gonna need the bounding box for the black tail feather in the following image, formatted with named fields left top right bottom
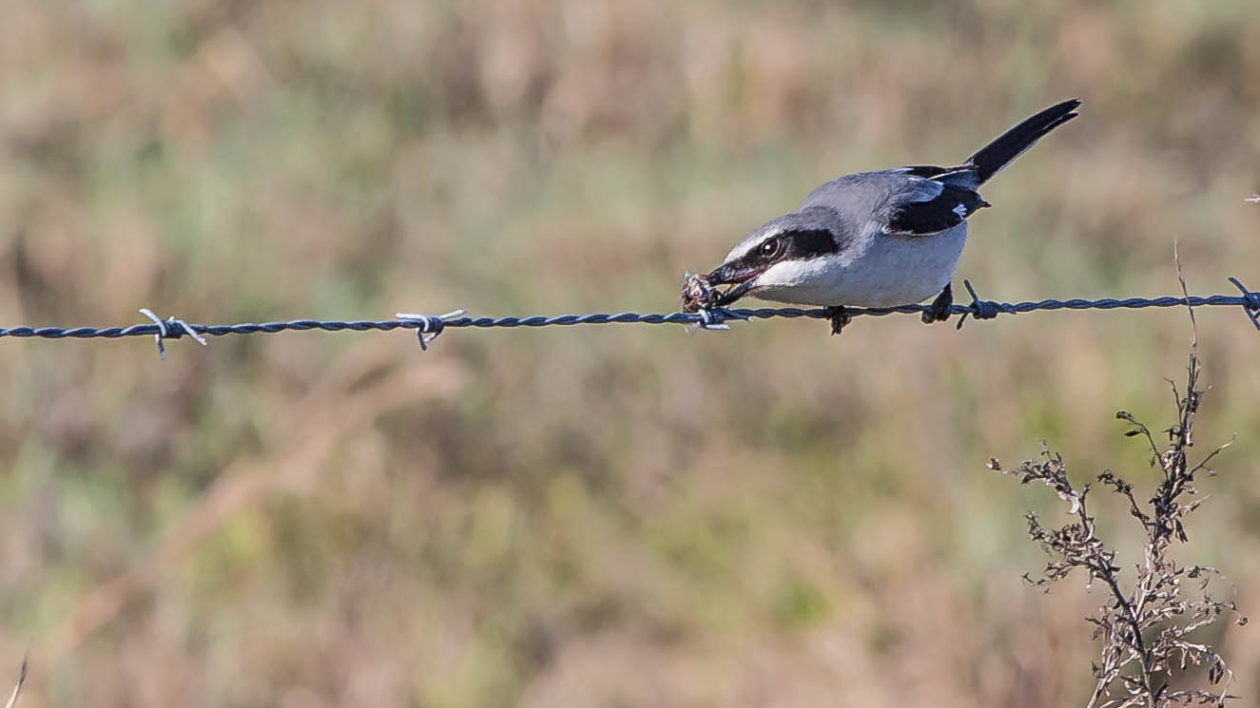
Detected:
left=967, top=99, right=1080, bottom=185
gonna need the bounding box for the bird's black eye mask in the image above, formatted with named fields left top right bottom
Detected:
left=702, top=229, right=839, bottom=306
left=737, top=229, right=839, bottom=270
left=776, top=229, right=840, bottom=260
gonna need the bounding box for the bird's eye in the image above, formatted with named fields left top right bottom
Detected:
left=759, top=239, right=781, bottom=258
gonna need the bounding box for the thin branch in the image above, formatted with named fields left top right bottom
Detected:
left=4, top=655, right=26, bottom=708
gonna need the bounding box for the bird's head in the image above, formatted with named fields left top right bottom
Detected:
left=704, top=207, right=847, bottom=306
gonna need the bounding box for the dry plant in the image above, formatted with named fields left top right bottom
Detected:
left=3, top=656, right=25, bottom=708
left=990, top=310, right=1245, bottom=706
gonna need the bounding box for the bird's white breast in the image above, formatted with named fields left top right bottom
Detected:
left=753, top=224, right=967, bottom=308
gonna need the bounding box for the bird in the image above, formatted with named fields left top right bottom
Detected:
left=698, top=99, right=1080, bottom=333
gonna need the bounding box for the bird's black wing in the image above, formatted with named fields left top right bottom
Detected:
left=886, top=181, right=989, bottom=236
left=891, top=164, right=979, bottom=187
left=892, top=165, right=953, bottom=179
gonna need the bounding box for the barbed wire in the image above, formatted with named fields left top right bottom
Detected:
left=0, top=278, right=1256, bottom=359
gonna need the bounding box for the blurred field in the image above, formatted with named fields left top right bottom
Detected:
left=2, top=1, right=1260, bottom=706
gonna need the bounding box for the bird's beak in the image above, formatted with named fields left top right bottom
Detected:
left=706, top=262, right=765, bottom=306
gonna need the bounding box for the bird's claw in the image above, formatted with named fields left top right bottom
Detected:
left=922, top=284, right=953, bottom=324
left=826, top=306, right=852, bottom=336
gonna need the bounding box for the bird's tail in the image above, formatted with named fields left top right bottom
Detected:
left=967, top=99, right=1080, bottom=185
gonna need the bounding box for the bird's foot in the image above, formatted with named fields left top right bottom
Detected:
left=825, top=306, right=852, bottom=336
left=922, top=284, right=953, bottom=324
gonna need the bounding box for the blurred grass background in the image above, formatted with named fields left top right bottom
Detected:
left=1, top=0, right=1259, bottom=705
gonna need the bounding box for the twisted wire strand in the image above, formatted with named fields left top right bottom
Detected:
left=1, top=279, right=1257, bottom=356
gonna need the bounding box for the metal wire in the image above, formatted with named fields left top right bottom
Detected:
left=1, top=278, right=1257, bottom=358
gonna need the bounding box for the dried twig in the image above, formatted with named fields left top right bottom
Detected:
left=4, top=656, right=26, bottom=708
left=992, top=275, right=1245, bottom=707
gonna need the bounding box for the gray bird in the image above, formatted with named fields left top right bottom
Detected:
left=702, top=99, right=1080, bottom=332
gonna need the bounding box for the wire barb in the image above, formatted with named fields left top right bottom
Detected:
left=687, top=306, right=751, bottom=332
left=1227, top=278, right=1260, bottom=330
left=394, top=310, right=465, bottom=350
left=955, top=279, right=1001, bottom=330
left=695, top=307, right=730, bottom=331
left=138, top=308, right=208, bottom=360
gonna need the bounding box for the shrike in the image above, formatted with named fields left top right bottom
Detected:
left=693, top=99, right=1080, bottom=332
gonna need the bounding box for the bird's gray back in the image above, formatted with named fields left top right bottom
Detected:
left=800, top=170, right=934, bottom=216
